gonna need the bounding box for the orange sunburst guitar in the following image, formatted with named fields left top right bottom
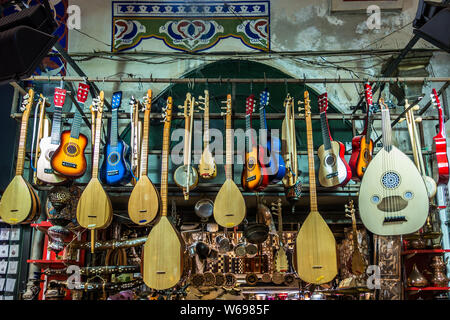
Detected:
left=128, top=89, right=160, bottom=225
left=76, top=91, right=113, bottom=252
left=0, top=89, right=40, bottom=225
left=294, top=90, right=337, bottom=284
left=143, top=97, right=184, bottom=290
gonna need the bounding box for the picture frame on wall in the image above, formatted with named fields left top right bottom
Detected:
left=331, top=0, right=404, bottom=12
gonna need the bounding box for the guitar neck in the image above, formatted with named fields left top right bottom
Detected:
left=50, top=106, right=63, bottom=144
left=161, top=101, right=172, bottom=217
left=92, top=111, right=103, bottom=178
left=365, top=115, right=373, bottom=141
left=70, top=107, right=83, bottom=139
left=438, top=101, right=445, bottom=138
left=259, top=105, right=267, bottom=130
left=140, top=109, right=150, bottom=177
left=15, top=110, right=31, bottom=176
left=381, top=108, right=392, bottom=151
left=320, top=112, right=332, bottom=149
left=226, top=105, right=233, bottom=180
left=203, top=102, right=210, bottom=149
left=306, top=113, right=318, bottom=211
left=111, top=109, right=119, bottom=146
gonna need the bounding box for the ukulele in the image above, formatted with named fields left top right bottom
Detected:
left=100, top=91, right=132, bottom=186
left=214, top=94, right=246, bottom=228
left=272, top=198, right=288, bottom=273
left=241, top=94, right=264, bottom=191
left=76, top=91, right=113, bottom=251
left=281, top=94, right=301, bottom=201
left=198, top=90, right=217, bottom=179
left=431, top=89, right=449, bottom=185
left=51, top=83, right=89, bottom=178
left=258, top=89, right=286, bottom=185
left=174, top=93, right=199, bottom=199
left=294, top=90, right=337, bottom=285
left=317, top=93, right=351, bottom=188
left=349, top=83, right=375, bottom=181
left=128, top=89, right=160, bottom=225
left=0, top=89, right=40, bottom=225
left=344, top=200, right=365, bottom=275
left=36, top=87, right=68, bottom=184
left=402, top=100, right=437, bottom=198
left=358, top=98, right=428, bottom=235
left=143, top=97, right=184, bottom=290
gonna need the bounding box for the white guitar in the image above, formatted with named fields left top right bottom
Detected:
left=358, top=98, right=429, bottom=235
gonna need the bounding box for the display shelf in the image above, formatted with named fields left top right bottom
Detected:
left=405, top=287, right=450, bottom=291
left=402, top=249, right=450, bottom=255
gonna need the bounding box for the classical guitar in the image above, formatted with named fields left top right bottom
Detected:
left=241, top=94, right=264, bottom=191
left=358, top=98, right=428, bottom=235
left=36, top=87, right=68, bottom=184
left=76, top=91, right=113, bottom=251
left=143, top=97, right=184, bottom=290
left=402, top=100, right=437, bottom=198
left=349, top=83, right=375, bottom=181
left=51, top=83, right=89, bottom=179
left=198, top=90, right=217, bottom=179
left=294, top=90, right=337, bottom=285
left=431, top=89, right=449, bottom=185
left=281, top=94, right=301, bottom=201
left=214, top=94, right=246, bottom=228
left=258, top=89, right=286, bottom=185
left=0, top=89, right=40, bottom=225
left=128, top=89, right=160, bottom=225
left=174, top=93, right=198, bottom=199
left=272, top=198, right=288, bottom=273
left=344, top=200, right=365, bottom=275
left=317, top=93, right=351, bottom=188
left=100, top=91, right=132, bottom=186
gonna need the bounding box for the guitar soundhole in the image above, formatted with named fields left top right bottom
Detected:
left=381, top=171, right=400, bottom=189
left=108, top=152, right=120, bottom=166
left=363, top=150, right=370, bottom=161
left=64, top=143, right=80, bottom=157
left=248, top=157, right=256, bottom=170
left=325, top=154, right=335, bottom=166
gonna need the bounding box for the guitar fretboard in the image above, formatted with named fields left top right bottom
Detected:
left=70, top=109, right=83, bottom=139
left=305, top=100, right=318, bottom=212
left=320, top=112, right=332, bottom=150
left=111, top=109, right=119, bottom=147
left=160, top=98, right=173, bottom=217
left=16, top=106, right=31, bottom=176
left=225, top=97, right=233, bottom=180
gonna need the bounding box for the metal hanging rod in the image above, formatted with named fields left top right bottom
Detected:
left=23, top=76, right=450, bottom=84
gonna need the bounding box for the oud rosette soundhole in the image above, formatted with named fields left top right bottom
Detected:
left=63, top=143, right=80, bottom=157
left=381, top=171, right=400, bottom=189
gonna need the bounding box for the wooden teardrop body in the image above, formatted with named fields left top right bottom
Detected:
left=143, top=215, right=183, bottom=290
left=76, top=178, right=112, bottom=229
left=214, top=179, right=246, bottom=228
left=358, top=146, right=428, bottom=235
left=0, top=176, right=34, bottom=224
left=128, top=175, right=159, bottom=225
left=198, top=148, right=217, bottom=178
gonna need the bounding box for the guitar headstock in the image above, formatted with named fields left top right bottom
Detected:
left=259, top=90, right=270, bottom=109
left=379, top=97, right=388, bottom=111
left=245, top=94, right=255, bottom=116
left=163, top=96, right=173, bottom=124
left=303, top=90, right=311, bottom=116
left=344, top=200, right=355, bottom=217
left=283, top=94, right=293, bottom=110
left=431, top=88, right=441, bottom=110
left=221, top=94, right=232, bottom=117
left=76, top=83, right=90, bottom=104
left=53, top=87, right=66, bottom=108
left=92, top=91, right=104, bottom=114
left=178, top=93, right=191, bottom=118
left=111, top=91, right=123, bottom=110
left=143, top=89, right=152, bottom=111
left=270, top=198, right=282, bottom=215
left=364, top=83, right=374, bottom=109
left=20, top=88, right=35, bottom=115
left=197, top=90, right=209, bottom=111
left=318, top=93, right=328, bottom=113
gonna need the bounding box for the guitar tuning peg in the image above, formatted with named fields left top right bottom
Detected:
left=198, top=106, right=205, bottom=111
left=198, top=96, right=205, bottom=100
left=177, top=112, right=184, bottom=117
left=398, top=118, right=405, bottom=123
left=298, top=113, right=305, bottom=117
left=221, top=100, right=228, bottom=104
left=298, top=107, right=304, bottom=111
left=415, top=117, right=423, bottom=122
left=298, top=101, right=304, bottom=105
left=220, top=112, right=227, bottom=116
left=177, top=105, right=184, bottom=109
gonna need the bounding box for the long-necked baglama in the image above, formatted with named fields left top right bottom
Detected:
left=198, top=90, right=217, bottom=179
left=143, top=96, right=184, bottom=290
left=214, top=94, right=246, bottom=228
left=272, top=198, right=288, bottom=273
left=76, top=91, right=113, bottom=252
left=128, top=89, right=160, bottom=225
left=0, top=89, right=40, bottom=225
left=294, top=90, right=337, bottom=285
left=358, top=98, right=428, bottom=235
left=344, top=200, right=365, bottom=275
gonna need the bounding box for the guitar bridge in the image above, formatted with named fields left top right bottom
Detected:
left=107, top=170, right=119, bottom=176
left=383, top=216, right=407, bottom=224
left=62, top=161, right=77, bottom=168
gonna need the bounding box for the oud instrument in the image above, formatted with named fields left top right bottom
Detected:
left=317, top=93, right=351, bottom=188
left=36, top=87, right=68, bottom=184
left=272, top=198, right=288, bottom=273
left=143, top=97, right=184, bottom=290
left=349, top=83, right=375, bottom=181
left=294, top=90, right=337, bottom=285
left=174, top=93, right=198, bottom=199
left=128, top=89, right=160, bottom=225
left=214, top=94, right=246, bottom=228
left=344, top=200, right=365, bottom=275
left=431, top=89, right=449, bottom=185
left=0, top=89, right=40, bottom=225
left=198, top=90, right=217, bottom=179
left=76, top=91, right=113, bottom=252
left=358, top=98, right=428, bottom=235
left=51, top=83, right=89, bottom=179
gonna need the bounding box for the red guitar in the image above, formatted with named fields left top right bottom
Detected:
left=431, top=88, right=449, bottom=185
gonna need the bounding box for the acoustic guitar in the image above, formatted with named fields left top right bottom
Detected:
left=198, top=90, right=217, bottom=179
left=272, top=198, right=288, bottom=273
left=349, top=83, right=375, bottom=181
left=358, top=98, right=428, bottom=235
left=317, top=93, right=351, bottom=188
left=241, top=94, right=264, bottom=191
left=100, top=91, right=132, bottom=186
left=294, top=90, right=337, bottom=285
left=143, top=97, right=184, bottom=290
left=0, top=89, right=40, bottom=225
left=214, top=94, right=246, bottom=228
left=51, top=83, right=89, bottom=179
left=36, top=87, right=68, bottom=184
left=344, top=200, right=365, bottom=275
left=174, top=93, right=198, bottom=199
left=128, top=89, right=160, bottom=225
left=431, top=89, right=449, bottom=185
left=76, top=91, right=113, bottom=251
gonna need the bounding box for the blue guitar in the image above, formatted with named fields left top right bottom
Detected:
left=100, top=91, right=132, bottom=185
left=258, top=90, right=286, bottom=184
